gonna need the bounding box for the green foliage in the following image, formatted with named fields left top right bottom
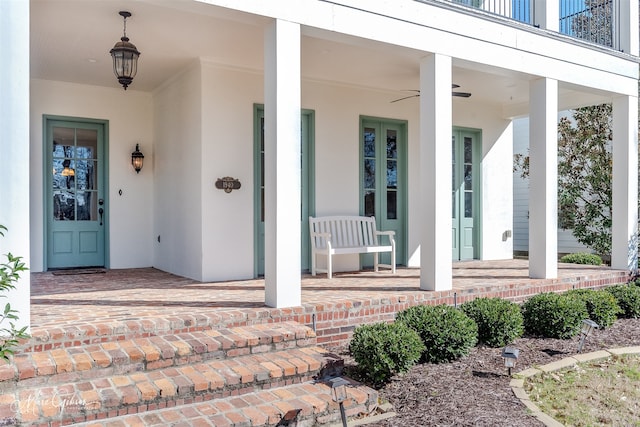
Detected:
left=522, top=293, right=588, bottom=339
left=348, top=321, right=425, bottom=387
left=605, top=283, right=640, bottom=319
left=560, top=252, right=603, bottom=266
left=566, top=289, right=621, bottom=328
left=396, top=304, right=477, bottom=364
left=460, top=297, right=524, bottom=348
left=0, top=225, right=30, bottom=361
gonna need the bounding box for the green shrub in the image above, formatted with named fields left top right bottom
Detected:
left=460, top=297, right=524, bottom=347
left=522, top=293, right=588, bottom=339
left=566, top=289, right=621, bottom=328
left=396, top=304, right=477, bottom=364
left=559, top=252, right=603, bottom=265
left=605, top=283, right=640, bottom=318
left=349, top=321, right=425, bottom=387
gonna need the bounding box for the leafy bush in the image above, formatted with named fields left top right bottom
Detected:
left=559, top=252, right=603, bottom=265
left=522, top=293, right=588, bottom=339
left=396, top=304, right=477, bottom=364
left=0, top=225, right=30, bottom=361
left=349, top=321, right=425, bottom=387
left=460, top=297, right=524, bottom=347
left=605, top=283, right=640, bottom=319
left=566, top=289, right=621, bottom=328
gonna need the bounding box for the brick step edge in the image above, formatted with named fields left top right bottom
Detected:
left=71, top=376, right=378, bottom=427
left=1, top=322, right=316, bottom=390
left=0, top=346, right=345, bottom=425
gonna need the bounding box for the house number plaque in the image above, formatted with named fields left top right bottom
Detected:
left=215, top=177, right=241, bottom=193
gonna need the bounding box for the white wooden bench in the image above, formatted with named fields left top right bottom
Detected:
left=309, top=215, right=396, bottom=279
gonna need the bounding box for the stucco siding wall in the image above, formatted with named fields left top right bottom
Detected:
left=30, top=79, right=154, bottom=272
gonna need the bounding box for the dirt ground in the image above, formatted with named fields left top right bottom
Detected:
left=337, top=318, right=640, bottom=427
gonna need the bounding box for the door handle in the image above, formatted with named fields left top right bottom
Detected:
left=99, top=207, right=104, bottom=226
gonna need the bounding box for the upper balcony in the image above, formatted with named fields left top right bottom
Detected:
left=436, top=0, right=635, bottom=54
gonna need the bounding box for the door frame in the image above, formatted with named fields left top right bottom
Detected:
left=451, top=126, right=482, bottom=261
left=252, top=105, right=316, bottom=276
left=359, top=115, right=408, bottom=267
left=42, top=115, right=110, bottom=270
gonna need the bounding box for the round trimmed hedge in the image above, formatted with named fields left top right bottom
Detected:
left=349, top=321, right=425, bottom=387
left=522, top=292, right=588, bottom=339
left=460, top=297, right=524, bottom=347
left=396, top=304, right=478, bottom=363
left=566, top=289, right=621, bottom=328
left=606, top=283, right=640, bottom=319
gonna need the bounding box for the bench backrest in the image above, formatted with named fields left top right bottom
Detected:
left=309, top=216, right=379, bottom=249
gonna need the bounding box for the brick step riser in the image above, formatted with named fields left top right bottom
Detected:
left=4, top=352, right=345, bottom=426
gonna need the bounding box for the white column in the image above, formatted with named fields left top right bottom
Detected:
left=0, top=0, right=31, bottom=331
left=263, top=19, right=302, bottom=308
left=618, top=1, right=639, bottom=55
left=534, top=0, right=559, bottom=32
left=419, top=54, right=452, bottom=291
left=611, top=95, right=639, bottom=272
left=528, top=78, right=558, bottom=279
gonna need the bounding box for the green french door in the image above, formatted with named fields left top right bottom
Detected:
left=452, top=129, right=480, bottom=260
left=254, top=106, right=315, bottom=276
left=360, top=117, right=407, bottom=267
left=45, top=118, right=107, bottom=269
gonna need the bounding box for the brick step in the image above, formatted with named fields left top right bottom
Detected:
left=2, top=322, right=316, bottom=391
left=0, top=346, right=344, bottom=426
left=73, top=376, right=378, bottom=427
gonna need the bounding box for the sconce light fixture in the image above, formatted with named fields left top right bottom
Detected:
left=61, top=159, right=75, bottom=177
left=577, top=319, right=599, bottom=353
left=501, top=346, right=520, bottom=376
left=131, top=144, right=144, bottom=173
left=110, top=11, right=141, bottom=90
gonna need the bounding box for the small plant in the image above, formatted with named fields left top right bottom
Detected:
left=559, top=252, right=603, bottom=266
left=605, top=283, right=640, bottom=318
left=460, top=297, right=524, bottom=348
left=566, top=289, right=621, bottom=328
left=396, top=304, right=477, bottom=364
left=0, top=225, right=30, bottom=361
left=522, top=292, right=588, bottom=339
left=349, top=321, right=425, bottom=387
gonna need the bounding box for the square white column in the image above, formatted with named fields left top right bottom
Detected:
left=0, top=0, right=31, bottom=331
left=533, top=0, right=559, bottom=32
left=528, top=78, right=558, bottom=279
left=263, top=19, right=302, bottom=308
left=618, top=1, right=639, bottom=55
left=419, top=54, right=452, bottom=291
left=611, top=95, right=639, bottom=272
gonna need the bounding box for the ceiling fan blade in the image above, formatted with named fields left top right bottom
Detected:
left=390, top=94, right=420, bottom=103
left=452, top=84, right=460, bottom=89
left=452, top=91, right=472, bottom=98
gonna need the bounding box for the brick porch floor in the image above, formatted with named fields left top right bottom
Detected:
left=28, top=259, right=629, bottom=349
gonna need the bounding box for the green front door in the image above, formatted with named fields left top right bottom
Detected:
left=45, top=118, right=107, bottom=269
left=452, top=129, right=480, bottom=260
left=360, top=117, right=407, bottom=267
left=254, top=106, right=315, bottom=276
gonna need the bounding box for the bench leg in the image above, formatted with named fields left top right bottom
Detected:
left=374, top=253, right=379, bottom=272
left=311, top=252, right=317, bottom=276
left=327, top=254, right=332, bottom=279
left=391, top=248, right=396, bottom=274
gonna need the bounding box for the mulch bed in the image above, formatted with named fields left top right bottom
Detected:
left=332, top=318, right=640, bottom=427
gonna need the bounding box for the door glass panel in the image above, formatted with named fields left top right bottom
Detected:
left=364, top=191, right=375, bottom=217
left=77, top=191, right=97, bottom=221
left=364, top=159, right=376, bottom=189
left=386, top=131, right=397, bottom=159
left=364, top=129, right=376, bottom=156
left=387, top=191, right=397, bottom=220
left=386, top=160, right=397, bottom=188
left=465, top=192, right=473, bottom=218
left=452, top=136, right=457, bottom=218
left=464, top=165, right=473, bottom=190
left=53, top=190, right=75, bottom=220
left=76, top=160, right=96, bottom=190
left=464, top=137, right=473, bottom=218
left=464, top=137, right=473, bottom=163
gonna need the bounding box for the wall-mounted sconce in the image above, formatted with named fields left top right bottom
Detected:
left=131, top=144, right=144, bottom=173
left=110, top=11, right=141, bottom=90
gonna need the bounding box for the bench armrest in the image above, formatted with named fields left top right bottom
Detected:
left=310, top=232, right=332, bottom=239
left=375, top=230, right=395, bottom=245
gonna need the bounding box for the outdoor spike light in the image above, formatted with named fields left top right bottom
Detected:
left=110, top=11, right=141, bottom=90
left=131, top=144, right=144, bottom=173
left=577, top=319, right=599, bottom=353
left=330, top=377, right=349, bottom=427
left=501, top=346, right=520, bottom=376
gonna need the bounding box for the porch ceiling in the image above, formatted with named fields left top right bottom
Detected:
left=31, top=0, right=610, bottom=111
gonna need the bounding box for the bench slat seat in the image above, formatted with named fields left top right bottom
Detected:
left=309, top=215, right=396, bottom=279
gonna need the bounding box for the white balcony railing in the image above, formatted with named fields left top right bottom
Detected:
left=441, top=0, right=619, bottom=49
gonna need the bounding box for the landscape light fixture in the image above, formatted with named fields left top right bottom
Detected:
left=501, top=346, right=520, bottom=376
left=110, top=11, right=141, bottom=90
left=330, top=377, right=349, bottom=427
left=131, top=144, right=144, bottom=173
left=577, top=319, right=599, bottom=353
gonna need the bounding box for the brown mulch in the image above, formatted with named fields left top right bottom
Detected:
left=334, top=318, right=640, bottom=427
